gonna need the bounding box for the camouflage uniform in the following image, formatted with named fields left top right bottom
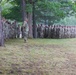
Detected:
left=56, top=25, right=60, bottom=39
left=37, top=25, right=41, bottom=38
left=48, top=25, right=51, bottom=38
left=23, top=21, right=29, bottom=42
left=16, top=25, right=20, bottom=38
left=44, top=26, right=49, bottom=38
left=40, top=24, right=44, bottom=38
left=75, top=26, right=76, bottom=38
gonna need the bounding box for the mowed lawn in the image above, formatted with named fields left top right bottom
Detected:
left=0, top=38, right=76, bottom=75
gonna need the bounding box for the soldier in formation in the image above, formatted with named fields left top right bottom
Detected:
left=1, top=18, right=21, bottom=41
left=37, top=24, right=76, bottom=39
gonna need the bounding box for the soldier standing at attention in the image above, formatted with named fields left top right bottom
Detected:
left=23, top=18, right=29, bottom=42
left=17, top=25, right=20, bottom=38
left=37, top=24, right=41, bottom=38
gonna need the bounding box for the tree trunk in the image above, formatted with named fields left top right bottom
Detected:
left=28, top=13, right=33, bottom=38
left=21, top=0, right=26, bottom=21
left=32, top=2, right=37, bottom=38
left=0, top=10, right=4, bottom=46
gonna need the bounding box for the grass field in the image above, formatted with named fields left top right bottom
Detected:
left=0, top=38, right=76, bottom=75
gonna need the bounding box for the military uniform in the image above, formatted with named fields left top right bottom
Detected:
left=48, top=25, right=51, bottom=38
left=37, top=25, right=41, bottom=38
left=16, top=25, right=20, bottom=38
left=40, top=25, right=44, bottom=38
left=23, top=21, right=29, bottom=42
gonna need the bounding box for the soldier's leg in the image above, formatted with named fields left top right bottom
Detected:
left=24, top=36, right=27, bottom=42
left=24, top=32, right=28, bottom=42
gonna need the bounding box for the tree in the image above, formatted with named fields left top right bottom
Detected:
left=0, top=1, right=4, bottom=46
left=21, top=0, right=26, bottom=21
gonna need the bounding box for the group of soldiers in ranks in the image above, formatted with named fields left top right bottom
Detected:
left=1, top=17, right=76, bottom=41
left=1, top=17, right=21, bottom=41
left=37, top=24, right=76, bottom=39
left=1, top=17, right=30, bottom=43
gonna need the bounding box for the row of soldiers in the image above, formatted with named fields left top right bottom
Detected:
left=1, top=18, right=21, bottom=41
left=37, top=24, right=76, bottom=39
left=2, top=17, right=76, bottom=40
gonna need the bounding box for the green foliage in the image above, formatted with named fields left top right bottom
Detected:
left=35, top=0, right=76, bottom=25
left=1, top=0, right=14, bottom=15
left=54, top=16, right=76, bottom=25
left=1, top=0, right=76, bottom=24
left=3, top=6, right=22, bottom=21
left=26, top=4, right=32, bottom=13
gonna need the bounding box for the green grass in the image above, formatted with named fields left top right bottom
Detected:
left=0, top=38, right=76, bottom=75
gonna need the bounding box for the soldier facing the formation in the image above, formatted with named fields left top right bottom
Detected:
left=23, top=18, right=29, bottom=42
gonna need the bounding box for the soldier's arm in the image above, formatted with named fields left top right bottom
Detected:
left=23, top=21, right=26, bottom=27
